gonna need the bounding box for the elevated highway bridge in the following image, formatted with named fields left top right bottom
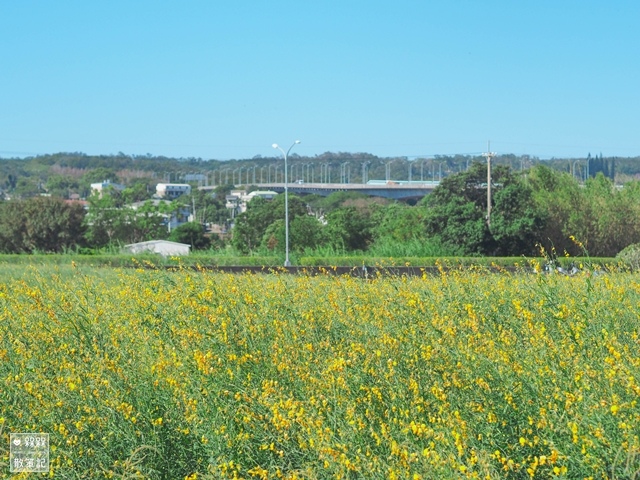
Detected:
left=200, top=181, right=440, bottom=201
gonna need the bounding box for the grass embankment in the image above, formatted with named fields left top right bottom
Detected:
left=0, top=265, right=638, bottom=478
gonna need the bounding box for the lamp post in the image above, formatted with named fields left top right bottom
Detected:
left=341, top=162, right=350, bottom=183
left=362, top=161, right=370, bottom=184
left=407, top=159, right=416, bottom=182
left=272, top=140, right=301, bottom=267
left=385, top=161, right=394, bottom=181
left=321, top=163, right=331, bottom=183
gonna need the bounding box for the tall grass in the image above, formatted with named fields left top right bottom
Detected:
left=367, top=237, right=458, bottom=257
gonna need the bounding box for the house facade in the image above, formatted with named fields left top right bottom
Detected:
left=155, top=183, right=192, bottom=199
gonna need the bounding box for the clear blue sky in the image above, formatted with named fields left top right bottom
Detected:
left=1, top=1, right=638, bottom=160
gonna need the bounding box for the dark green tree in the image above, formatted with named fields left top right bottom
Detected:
left=121, top=181, right=153, bottom=204
left=84, top=193, right=130, bottom=247
left=372, top=202, right=427, bottom=243
left=45, top=174, right=80, bottom=199
left=231, top=195, right=307, bottom=253
left=490, top=181, right=544, bottom=256
left=324, top=206, right=376, bottom=251
left=81, top=168, right=119, bottom=185
left=528, top=166, right=640, bottom=257
left=262, top=215, right=326, bottom=253
left=0, top=197, right=86, bottom=253
left=527, top=165, right=590, bottom=256
left=423, top=162, right=543, bottom=256
left=127, top=200, right=172, bottom=244
left=587, top=153, right=615, bottom=181
left=84, top=195, right=172, bottom=247
left=168, top=222, right=211, bottom=250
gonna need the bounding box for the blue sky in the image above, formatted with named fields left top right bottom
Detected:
left=1, top=1, right=638, bottom=160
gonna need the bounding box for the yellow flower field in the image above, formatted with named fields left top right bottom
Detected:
left=0, top=264, right=639, bottom=479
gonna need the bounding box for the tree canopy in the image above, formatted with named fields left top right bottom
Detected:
left=422, top=162, right=543, bottom=256
left=0, top=197, right=86, bottom=253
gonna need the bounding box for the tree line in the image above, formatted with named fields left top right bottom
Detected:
left=0, top=162, right=639, bottom=257
left=2, top=151, right=640, bottom=201
left=0, top=187, right=228, bottom=254
left=231, top=163, right=640, bottom=258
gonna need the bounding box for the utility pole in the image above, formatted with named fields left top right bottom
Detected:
left=482, top=142, right=496, bottom=227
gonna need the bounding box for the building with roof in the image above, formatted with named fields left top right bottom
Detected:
left=155, top=183, right=191, bottom=199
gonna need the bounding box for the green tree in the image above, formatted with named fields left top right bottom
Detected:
left=45, top=174, right=80, bottom=199
left=324, top=206, right=376, bottom=251
left=0, top=201, right=30, bottom=252
left=372, top=202, right=427, bottom=243
left=528, top=165, right=590, bottom=256
left=84, top=195, right=171, bottom=247
left=121, top=181, right=153, bottom=204
left=84, top=193, right=129, bottom=247
left=423, top=162, right=543, bottom=256
left=127, top=200, right=172, bottom=244
left=600, top=179, right=640, bottom=255
left=82, top=168, right=119, bottom=185
left=231, top=195, right=307, bottom=253
left=174, top=189, right=228, bottom=225
left=0, top=197, right=86, bottom=253
left=168, top=222, right=211, bottom=250
left=262, top=215, right=326, bottom=253
left=528, top=166, right=640, bottom=257
left=490, top=181, right=544, bottom=256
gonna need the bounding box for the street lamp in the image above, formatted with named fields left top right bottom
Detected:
left=407, top=159, right=416, bottom=182
left=362, top=161, right=370, bottom=184
left=321, top=163, right=331, bottom=183
left=341, top=162, right=350, bottom=183
left=272, top=140, right=301, bottom=267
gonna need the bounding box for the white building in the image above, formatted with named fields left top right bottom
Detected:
left=156, top=183, right=191, bottom=199
left=90, top=180, right=125, bottom=196
left=123, top=240, right=190, bottom=257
